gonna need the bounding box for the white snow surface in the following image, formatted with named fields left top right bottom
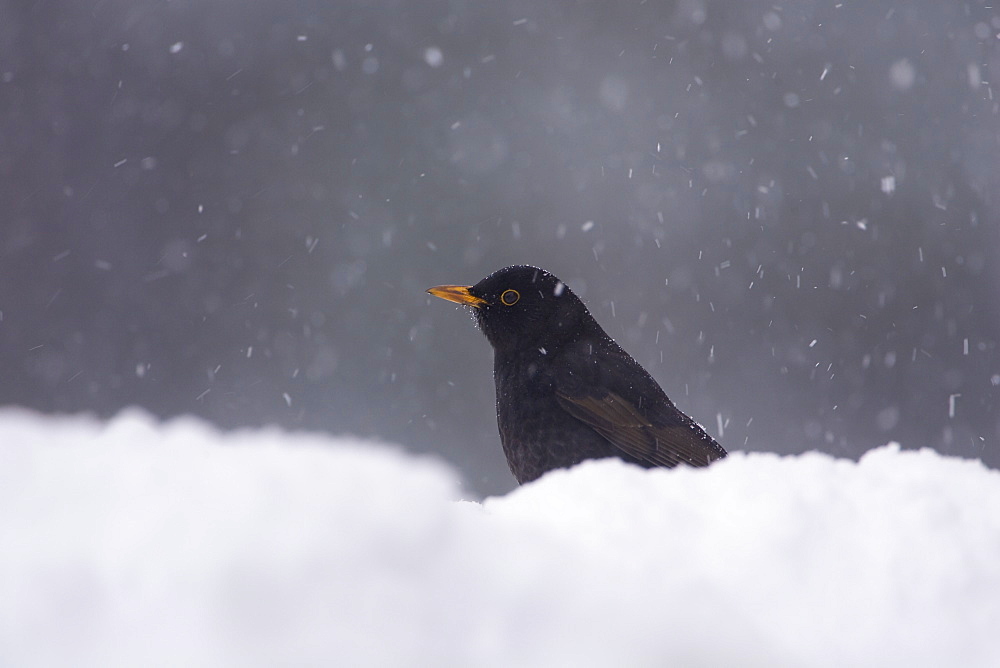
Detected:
left=1, top=409, right=998, bottom=667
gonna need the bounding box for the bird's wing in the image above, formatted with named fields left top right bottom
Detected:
left=554, top=390, right=723, bottom=467
left=552, top=343, right=725, bottom=468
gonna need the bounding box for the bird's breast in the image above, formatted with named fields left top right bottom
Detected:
left=493, top=351, right=553, bottom=405
left=492, top=349, right=617, bottom=483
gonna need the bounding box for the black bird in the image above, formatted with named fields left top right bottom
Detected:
left=428, top=265, right=726, bottom=484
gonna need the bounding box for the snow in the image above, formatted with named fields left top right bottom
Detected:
left=423, top=46, right=443, bottom=68
left=889, top=58, right=916, bottom=91
left=1, top=409, right=999, bottom=667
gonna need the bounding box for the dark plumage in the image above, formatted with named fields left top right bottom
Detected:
left=428, top=265, right=726, bottom=484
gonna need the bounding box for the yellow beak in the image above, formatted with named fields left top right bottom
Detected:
left=426, top=284, right=488, bottom=308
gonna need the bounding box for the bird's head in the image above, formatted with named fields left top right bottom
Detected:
left=428, top=265, right=590, bottom=352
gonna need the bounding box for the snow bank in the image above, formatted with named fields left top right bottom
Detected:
left=1, top=409, right=998, bottom=667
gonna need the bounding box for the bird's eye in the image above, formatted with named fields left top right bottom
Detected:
left=500, top=289, right=520, bottom=306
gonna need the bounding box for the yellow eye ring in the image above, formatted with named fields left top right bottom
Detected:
left=500, top=289, right=520, bottom=306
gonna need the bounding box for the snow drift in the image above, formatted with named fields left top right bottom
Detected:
left=1, top=409, right=998, bottom=667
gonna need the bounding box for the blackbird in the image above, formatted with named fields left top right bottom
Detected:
left=428, top=265, right=726, bottom=484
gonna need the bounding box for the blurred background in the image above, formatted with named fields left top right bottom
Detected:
left=1, top=0, right=997, bottom=496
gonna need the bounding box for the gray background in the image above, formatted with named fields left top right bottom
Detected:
left=2, top=0, right=997, bottom=496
